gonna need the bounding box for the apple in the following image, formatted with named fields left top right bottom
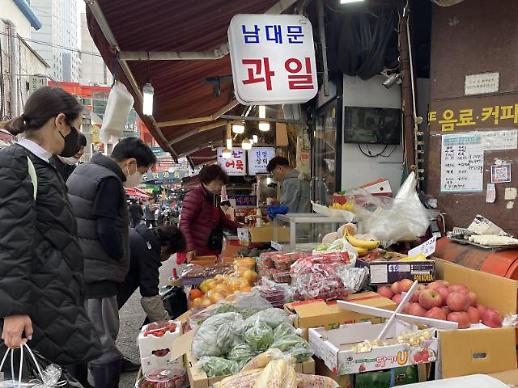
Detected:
left=427, top=281, right=447, bottom=291
left=409, top=303, right=427, bottom=317
left=425, top=307, right=447, bottom=321
left=467, top=306, right=481, bottom=324
left=448, top=284, right=469, bottom=294
left=392, top=294, right=402, bottom=304
left=477, top=304, right=488, bottom=316
left=482, top=308, right=502, bottom=328
left=442, top=306, right=451, bottom=316
left=435, top=286, right=449, bottom=305
left=377, top=286, right=394, bottom=300
left=399, top=279, right=414, bottom=293
left=419, top=289, right=442, bottom=310
left=447, top=292, right=471, bottom=312
left=410, top=285, right=426, bottom=303
left=447, top=312, right=471, bottom=329
left=391, top=281, right=401, bottom=295
left=467, top=291, right=477, bottom=307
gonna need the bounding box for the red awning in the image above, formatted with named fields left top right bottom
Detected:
left=125, top=187, right=152, bottom=200
left=86, top=0, right=289, bottom=161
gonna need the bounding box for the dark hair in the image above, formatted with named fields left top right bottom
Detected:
left=156, top=225, right=186, bottom=255
left=199, top=164, right=229, bottom=185
left=78, top=133, right=87, bottom=147
left=111, top=137, right=157, bottom=168
left=266, top=156, right=289, bottom=173
left=220, top=200, right=231, bottom=207
left=0, top=86, right=83, bottom=135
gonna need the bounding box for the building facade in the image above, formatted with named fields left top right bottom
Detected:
left=79, top=12, right=112, bottom=85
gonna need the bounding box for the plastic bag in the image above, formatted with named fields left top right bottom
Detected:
left=254, top=358, right=297, bottom=388
left=226, top=343, right=257, bottom=369
left=191, top=312, right=244, bottom=359
left=296, top=373, right=340, bottom=388
left=270, top=334, right=314, bottom=362
left=241, top=349, right=290, bottom=372
left=352, top=173, right=433, bottom=246
left=244, top=308, right=290, bottom=329
left=255, top=278, right=293, bottom=308
left=212, top=368, right=263, bottom=388
left=197, top=357, right=239, bottom=377
left=244, top=322, right=274, bottom=352
left=273, top=322, right=296, bottom=338
left=335, top=266, right=370, bottom=293
left=99, top=81, right=134, bottom=144
left=290, top=253, right=350, bottom=301
left=313, top=238, right=358, bottom=262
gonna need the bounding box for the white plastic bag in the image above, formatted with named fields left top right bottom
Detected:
left=100, top=81, right=134, bottom=144
left=353, top=173, right=432, bottom=246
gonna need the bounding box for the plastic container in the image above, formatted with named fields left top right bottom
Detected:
left=137, top=367, right=187, bottom=388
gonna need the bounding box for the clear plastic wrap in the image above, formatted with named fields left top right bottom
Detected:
left=352, top=173, right=433, bottom=246
left=254, top=358, right=297, bottom=388
left=336, top=266, right=370, bottom=293
left=226, top=343, right=257, bottom=369
left=244, top=322, right=274, bottom=352
left=243, top=308, right=291, bottom=329
left=290, top=253, right=351, bottom=301
left=196, top=357, right=240, bottom=377
left=254, top=278, right=293, bottom=308
left=137, top=367, right=188, bottom=388
left=241, top=349, right=292, bottom=372
left=270, top=334, right=314, bottom=362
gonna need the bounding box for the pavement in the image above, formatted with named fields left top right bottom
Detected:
left=118, top=256, right=177, bottom=388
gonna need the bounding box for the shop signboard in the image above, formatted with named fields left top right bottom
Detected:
left=217, top=147, right=247, bottom=176
left=247, top=147, right=275, bottom=175
left=228, top=14, right=317, bottom=105
left=142, top=170, right=188, bottom=184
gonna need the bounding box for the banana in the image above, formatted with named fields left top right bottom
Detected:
left=345, top=233, right=380, bottom=250
left=354, top=246, right=369, bottom=255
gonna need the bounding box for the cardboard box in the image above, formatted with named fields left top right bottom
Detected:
left=138, top=320, right=183, bottom=374
left=186, top=351, right=315, bottom=388
left=309, top=321, right=438, bottom=375
left=284, top=291, right=396, bottom=339
left=248, top=225, right=290, bottom=243
left=487, top=369, right=518, bottom=386
left=369, top=260, right=436, bottom=285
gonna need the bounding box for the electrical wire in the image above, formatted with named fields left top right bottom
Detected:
left=358, top=144, right=388, bottom=158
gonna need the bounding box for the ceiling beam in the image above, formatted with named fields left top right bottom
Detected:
left=169, top=121, right=226, bottom=145
left=156, top=100, right=239, bottom=127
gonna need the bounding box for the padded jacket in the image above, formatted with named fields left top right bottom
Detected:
left=179, top=185, right=238, bottom=255
left=0, top=144, right=101, bottom=365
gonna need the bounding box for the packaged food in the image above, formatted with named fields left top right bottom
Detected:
left=272, top=270, right=291, bottom=283
left=142, top=321, right=178, bottom=337
left=138, top=367, right=187, bottom=388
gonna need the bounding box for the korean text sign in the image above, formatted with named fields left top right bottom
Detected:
left=228, top=14, right=318, bottom=105
left=247, top=147, right=275, bottom=175
left=217, top=147, right=247, bottom=176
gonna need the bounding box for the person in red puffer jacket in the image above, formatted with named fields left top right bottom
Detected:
left=179, top=165, right=238, bottom=263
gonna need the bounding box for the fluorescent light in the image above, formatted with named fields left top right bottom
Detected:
left=259, top=105, right=266, bottom=119
left=242, top=138, right=252, bottom=150
left=340, top=0, right=364, bottom=3
left=226, top=138, right=233, bottom=149
left=142, top=82, right=154, bottom=116
left=232, top=123, right=245, bottom=134
left=259, top=121, right=270, bottom=132
left=221, top=148, right=232, bottom=158
left=252, top=134, right=258, bottom=144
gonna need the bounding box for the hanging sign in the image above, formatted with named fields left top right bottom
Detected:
left=217, top=147, right=247, bottom=176
left=228, top=14, right=318, bottom=105
left=247, top=147, right=275, bottom=175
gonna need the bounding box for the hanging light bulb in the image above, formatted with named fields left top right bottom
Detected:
left=259, top=105, right=266, bottom=119
left=259, top=122, right=270, bottom=132
left=142, top=82, right=154, bottom=116
left=221, top=148, right=232, bottom=158
left=252, top=134, right=258, bottom=144
left=242, top=138, right=252, bottom=150
left=232, top=122, right=245, bottom=134
left=226, top=137, right=233, bottom=150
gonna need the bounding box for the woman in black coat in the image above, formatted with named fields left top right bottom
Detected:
left=0, top=87, right=101, bottom=379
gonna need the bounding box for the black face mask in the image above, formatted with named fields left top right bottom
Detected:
left=59, top=126, right=80, bottom=157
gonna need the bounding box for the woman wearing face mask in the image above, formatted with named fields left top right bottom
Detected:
left=0, top=87, right=102, bottom=381
left=179, top=165, right=238, bottom=263
left=67, top=137, right=156, bottom=387
left=53, top=133, right=87, bottom=181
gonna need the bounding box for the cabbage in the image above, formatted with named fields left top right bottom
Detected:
left=244, top=322, right=274, bottom=352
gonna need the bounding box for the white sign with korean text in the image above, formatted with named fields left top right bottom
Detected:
left=228, top=14, right=318, bottom=105
left=480, top=129, right=518, bottom=151
left=440, top=133, right=484, bottom=193
left=408, top=236, right=437, bottom=258
left=217, top=147, right=247, bottom=176
left=247, top=147, right=275, bottom=175
left=465, top=72, right=499, bottom=96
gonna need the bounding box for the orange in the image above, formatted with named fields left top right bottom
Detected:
left=191, top=297, right=203, bottom=307
left=209, top=292, right=224, bottom=303
left=189, top=288, right=204, bottom=300
left=239, top=285, right=252, bottom=293
left=200, top=297, right=212, bottom=307
left=243, top=270, right=258, bottom=283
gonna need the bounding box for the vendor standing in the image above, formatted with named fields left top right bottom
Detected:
left=267, top=156, right=311, bottom=213
left=179, top=165, right=238, bottom=263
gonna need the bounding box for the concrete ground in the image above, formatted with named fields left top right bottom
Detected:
left=118, top=256, right=177, bottom=388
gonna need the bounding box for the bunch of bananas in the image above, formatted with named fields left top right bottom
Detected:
left=345, top=231, right=380, bottom=255
left=330, top=202, right=354, bottom=211
left=399, top=253, right=427, bottom=262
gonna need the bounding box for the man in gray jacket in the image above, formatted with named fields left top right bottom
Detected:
left=267, top=156, right=311, bottom=213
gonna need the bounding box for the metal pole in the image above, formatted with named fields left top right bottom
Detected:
left=317, top=0, right=329, bottom=96
left=5, top=20, right=17, bottom=117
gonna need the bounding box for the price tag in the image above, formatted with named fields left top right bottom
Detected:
left=408, top=236, right=437, bottom=258
left=237, top=228, right=250, bottom=242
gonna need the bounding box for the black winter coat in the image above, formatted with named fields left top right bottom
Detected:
left=0, top=144, right=101, bottom=365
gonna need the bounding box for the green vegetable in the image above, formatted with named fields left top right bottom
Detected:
left=271, top=334, right=314, bottom=362
left=244, top=322, right=274, bottom=352
left=197, top=357, right=240, bottom=377
left=226, top=343, right=256, bottom=368
left=273, top=322, right=296, bottom=339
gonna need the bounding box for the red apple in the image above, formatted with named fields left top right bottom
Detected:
left=447, top=312, right=471, bottom=329
left=467, top=291, right=477, bottom=307
left=409, top=303, right=427, bottom=317
left=399, top=279, right=414, bottom=293
left=377, top=286, right=394, bottom=300
left=427, top=281, right=447, bottom=291
left=448, top=284, right=469, bottom=294
left=477, top=304, right=488, bottom=316
left=435, top=286, right=450, bottom=305
left=392, top=294, right=402, bottom=304
left=447, top=292, right=471, bottom=312
left=425, top=307, right=447, bottom=321
left=410, top=285, right=426, bottom=303
left=391, top=281, right=401, bottom=295
left=482, top=308, right=502, bottom=328
left=419, top=289, right=442, bottom=310
left=442, top=306, right=451, bottom=316
left=467, top=306, right=481, bottom=324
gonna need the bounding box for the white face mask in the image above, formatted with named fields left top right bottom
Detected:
left=59, top=156, right=80, bottom=166
left=124, top=169, right=143, bottom=188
